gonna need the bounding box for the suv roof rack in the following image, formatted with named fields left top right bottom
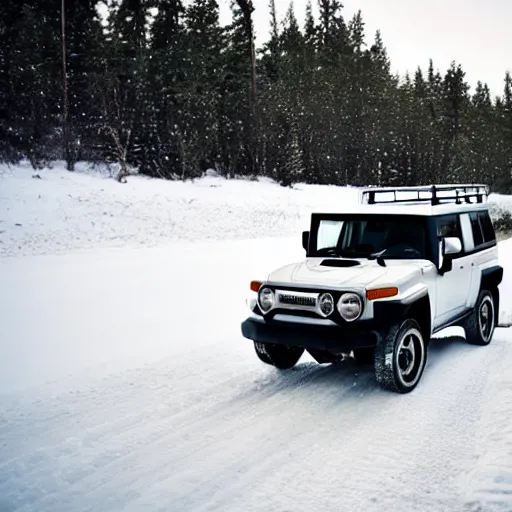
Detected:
left=360, top=184, right=489, bottom=206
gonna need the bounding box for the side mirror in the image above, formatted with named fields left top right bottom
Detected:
left=302, top=231, right=310, bottom=252
left=438, top=237, right=462, bottom=274
left=444, top=237, right=462, bottom=256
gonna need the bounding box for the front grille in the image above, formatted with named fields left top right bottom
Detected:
left=278, top=294, right=317, bottom=307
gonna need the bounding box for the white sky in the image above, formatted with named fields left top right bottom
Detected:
left=218, top=0, right=511, bottom=98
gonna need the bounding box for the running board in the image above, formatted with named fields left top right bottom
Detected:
left=497, top=322, right=512, bottom=328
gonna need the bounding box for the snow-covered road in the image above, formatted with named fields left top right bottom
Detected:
left=2, top=236, right=512, bottom=512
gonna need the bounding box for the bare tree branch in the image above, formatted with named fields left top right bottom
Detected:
left=99, top=78, right=136, bottom=183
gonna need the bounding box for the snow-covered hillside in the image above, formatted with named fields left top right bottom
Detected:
left=1, top=162, right=512, bottom=512
left=0, top=161, right=360, bottom=258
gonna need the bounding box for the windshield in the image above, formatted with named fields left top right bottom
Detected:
left=311, top=214, right=428, bottom=260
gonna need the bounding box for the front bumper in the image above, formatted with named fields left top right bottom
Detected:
left=241, top=315, right=381, bottom=351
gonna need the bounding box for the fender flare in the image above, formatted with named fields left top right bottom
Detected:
left=479, top=265, right=503, bottom=324
left=480, top=265, right=503, bottom=291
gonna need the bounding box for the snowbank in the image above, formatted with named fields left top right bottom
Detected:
left=0, top=161, right=359, bottom=258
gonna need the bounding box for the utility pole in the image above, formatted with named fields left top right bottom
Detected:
left=61, top=0, right=72, bottom=170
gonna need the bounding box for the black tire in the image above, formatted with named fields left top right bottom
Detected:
left=254, top=342, right=304, bottom=370
left=374, top=318, right=427, bottom=394
left=465, top=289, right=496, bottom=346
left=352, top=348, right=375, bottom=365
left=307, top=348, right=338, bottom=364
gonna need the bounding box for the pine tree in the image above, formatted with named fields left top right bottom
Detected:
left=65, top=0, right=105, bottom=167
left=152, top=0, right=185, bottom=50
left=268, top=0, right=279, bottom=53
left=281, top=3, right=303, bottom=62
left=0, top=1, right=28, bottom=162
left=111, top=0, right=148, bottom=58
left=367, top=32, right=398, bottom=185
left=317, top=0, right=344, bottom=49
left=281, top=121, right=305, bottom=186
left=495, top=72, right=512, bottom=191
left=97, top=0, right=150, bottom=180
left=304, top=0, right=316, bottom=48
left=467, top=81, right=496, bottom=184
left=179, top=0, right=225, bottom=177
left=145, top=0, right=187, bottom=178
left=0, top=7, right=16, bottom=162
left=504, top=71, right=512, bottom=110
left=8, top=1, right=62, bottom=169
left=348, top=10, right=365, bottom=55
left=440, top=62, right=470, bottom=181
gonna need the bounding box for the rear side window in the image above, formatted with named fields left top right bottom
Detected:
left=470, top=211, right=496, bottom=248
left=479, top=212, right=496, bottom=243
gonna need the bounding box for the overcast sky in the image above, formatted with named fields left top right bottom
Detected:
left=218, top=0, right=511, bottom=98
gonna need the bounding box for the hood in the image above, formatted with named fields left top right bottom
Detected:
left=268, top=258, right=426, bottom=290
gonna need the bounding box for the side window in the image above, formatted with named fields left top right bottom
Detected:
left=437, top=215, right=462, bottom=239
left=479, top=212, right=496, bottom=243
left=469, top=211, right=496, bottom=249
left=470, top=212, right=484, bottom=247
left=317, top=220, right=344, bottom=251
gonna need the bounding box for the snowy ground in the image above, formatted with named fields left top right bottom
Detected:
left=1, top=162, right=512, bottom=512
left=0, top=161, right=359, bottom=258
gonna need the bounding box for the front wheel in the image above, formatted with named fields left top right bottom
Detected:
left=374, top=318, right=427, bottom=394
left=465, top=290, right=496, bottom=346
left=254, top=342, right=304, bottom=370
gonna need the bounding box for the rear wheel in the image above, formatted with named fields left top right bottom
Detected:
left=254, top=342, right=304, bottom=370
left=465, top=289, right=496, bottom=346
left=374, top=318, right=427, bottom=394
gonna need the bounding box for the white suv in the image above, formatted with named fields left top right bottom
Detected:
left=241, top=185, right=504, bottom=393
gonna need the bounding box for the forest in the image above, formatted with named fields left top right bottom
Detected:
left=1, top=0, right=511, bottom=190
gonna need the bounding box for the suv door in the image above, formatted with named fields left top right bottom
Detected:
left=464, top=210, right=499, bottom=308
left=434, top=214, right=473, bottom=327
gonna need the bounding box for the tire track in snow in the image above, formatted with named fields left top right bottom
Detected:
left=0, top=349, right=367, bottom=511
left=11, top=365, right=371, bottom=511
left=2, top=334, right=510, bottom=512
left=179, top=336, right=499, bottom=512
left=460, top=334, right=512, bottom=512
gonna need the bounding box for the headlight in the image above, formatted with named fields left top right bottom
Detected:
left=258, top=287, right=275, bottom=312
left=318, top=293, right=335, bottom=317
left=337, top=293, right=363, bottom=322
